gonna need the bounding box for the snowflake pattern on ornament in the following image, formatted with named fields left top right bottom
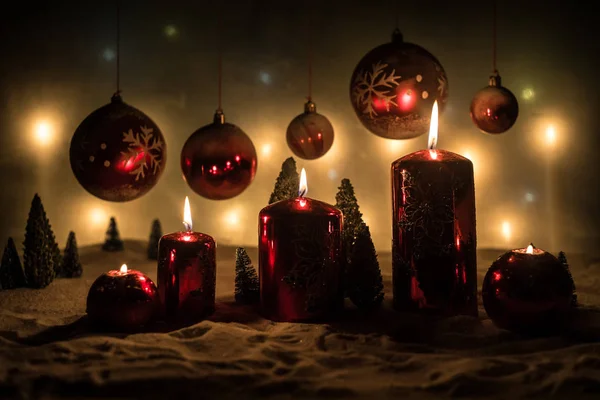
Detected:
left=436, top=64, right=448, bottom=101
left=121, top=126, right=164, bottom=181
left=352, top=61, right=402, bottom=118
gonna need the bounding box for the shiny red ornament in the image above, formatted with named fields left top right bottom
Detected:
left=482, top=244, right=576, bottom=334
left=259, top=196, right=344, bottom=322
left=86, top=266, right=159, bottom=331
left=470, top=73, right=519, bottom=134
left=181, top=110, right=257, bottom=200
left=286, top=100, right=334, bottom=160
left=350, top=29, right=448, bottom=140
left=70, top=94, right=167, bottom=202
left=157, top=231, right=217, bottom=322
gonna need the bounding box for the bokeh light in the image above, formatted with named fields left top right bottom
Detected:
left=89, top=207, right=108, bottom=227
left=521, top=87, right=535, bottom=101
left=102, top=48, right=115, bottom=61
left=164, top=24, right=178, bottom=38
left=33, top=120, right=54, bottom=147
left=261, top=143, right=272, bottom=158
left=501, top=220, right=512, bottom=242
left=545, top=125, right=557, bottom=147
left=259, top=71, right=272, bottom=85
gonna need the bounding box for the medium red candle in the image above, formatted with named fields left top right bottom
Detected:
left=391, top=101, right=477, bottom=316
left=87, top=264, right=159, bottom=331
left=157, top=197, right=216, bottom=322
left=259, top=169, right=344, bottom=322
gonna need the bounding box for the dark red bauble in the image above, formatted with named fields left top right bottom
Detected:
left=350, top=29, right=448, bottom=140
left=86, top=267, right=160, bottom=331
left=181, top=110, right=257, bottom=200
left=286, top=100, right=334, bottom=160
left=70, top=94, right=167, bottom=202
left=482, top=245, right=576, bottom=334
left=470, top=74, right=519, bottom=134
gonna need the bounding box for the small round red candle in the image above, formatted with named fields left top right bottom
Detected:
left=157, top=197, right=216, bottom=322
left=258, top=169, right=344, bottom=322
left=482, top=244, right=576, bottom=334
left=391, top=101, right=477, bottom=316
left=86, top=264, right=159, bottom=331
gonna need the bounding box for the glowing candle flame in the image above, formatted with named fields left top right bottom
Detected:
left=120, top=264, right=128, bottom=273
left=183, top=196, right=192, bottom=231
left=299, top=168, right=308, bottom=197
left=428, top=101, right=439, bottom=158
left=526, top=244, right=534, bottom=254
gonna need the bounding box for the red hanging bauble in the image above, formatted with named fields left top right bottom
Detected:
left=286, top=100, right=334, bottom=160
left=349, top=29, right=448, bottom=140
left=470, top=73, right=519, bottom=134
left=69, top=94, right=167, bottom=202
left=181, top=110, right=258, bottom=200
left=482, top=244, right=576, bottom=335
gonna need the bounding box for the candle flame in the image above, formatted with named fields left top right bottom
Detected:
left=526, top=243, right=534, bottom=254
left=183, top=196, right=192, bottom=231
left=299, top=168, right=308, bottom=197
left=428, top=101, right=439, bottom=156
left=120, top=264, right=128, bottom=273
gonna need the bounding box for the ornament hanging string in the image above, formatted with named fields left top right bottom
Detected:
left=394, top=0, right=400, bottom=30
left=115, top=0, right=121, bottom=96
left=492, top=0, right=497, bottom=74
left=307, top=7, right=313, bottom=101
left=217, top=10, right=223, bottom=111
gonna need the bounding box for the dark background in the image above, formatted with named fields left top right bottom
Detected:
left=0, top=0, right=598, bottom=254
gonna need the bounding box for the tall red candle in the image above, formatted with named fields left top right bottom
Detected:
left=157, top=197, right=216, bottom=322
left=258, top=169, right=344, bottom=322
left=391, top=101, right=477, bottom=316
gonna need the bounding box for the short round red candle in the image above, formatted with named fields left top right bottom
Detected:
left=482, top=244, right=576, bottom=334
left=157, top=197, right=217, bottom=322
left=86, top=264, right=159, bottom=331
left=258, top=169, right=344, bottom=322
left=391, top=101, right=477, bottom=316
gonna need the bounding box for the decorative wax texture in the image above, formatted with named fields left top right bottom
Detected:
left=258, top=197, right=344, bottom=322
left=157, top=232, right=216, bottom=322
left=391, top=149, right=477, bottom=316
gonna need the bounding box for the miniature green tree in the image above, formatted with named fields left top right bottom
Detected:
left=234, top=247, right=259, bottom=304
left=23, top=194, right=55, bottom=288
left=0, top=237, right=26, bottom=289
left=347, top=223, right=384, bottom=309
left=558, top=251, right=578, bottom=307
left=102, top=217, right=124, bottom=252
left=268, top=157, right=299, bottom=204
left=61, top=231, right=83, bottom=278
left=147, top=219, right=162, bottom=260
left=335, top=178, right=364, bottom=263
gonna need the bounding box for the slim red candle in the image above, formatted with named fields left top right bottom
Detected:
left=259, top=169, right=344, bottom=322
left=157, top=197, right=216, bottom=322
left=391, top=101, right=477, bottom=316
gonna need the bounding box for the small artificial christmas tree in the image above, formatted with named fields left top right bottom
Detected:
left=269, top=157, right=299, bottom=204
left=0, top=237, right=26, bottom=290
left=23, top=194, right=55, bottom=288
left=234, top=247, right=259, bottom=304
left=335, top=178, right=364, bottom=263
left=347, top=223, right=384, bottom=309
left=61, top=231, right=83, bottom=278
left=46, top=215, right=62, bottom=278
left=102, top=217, right=124, bottom=252
left=558, top=251, right=578, bottom=307
left=147, top=219, right=162, bottom=260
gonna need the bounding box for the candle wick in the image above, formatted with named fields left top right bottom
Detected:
left=298, top=188, right=307, bottom=198
left=428, top=137, right=437, bottom=150
left=183, top=221, right=192, bottom=232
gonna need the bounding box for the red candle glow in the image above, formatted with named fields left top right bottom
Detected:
left=259, top=168, right=344, bottom=322
left=391, top=101, right=477, bottom=316
left=157, top=197, right=216, bottom=322
left=86, top=264, right=159, bottom=331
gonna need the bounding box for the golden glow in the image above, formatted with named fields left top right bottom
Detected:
left=88, top=207, right=108, bottom=227
left=183, top=196, right=193, bottom=231
left=120, top=264, right=128, bottom=274
left=545, top=125, right=557, bottom=147
left=526, top=244, right=534, bottom=254
left=521, top=87, right=535, bottom=101
left=224, top=210, right=240, bottom=227
left=501, top=221, right=512, bottom=241
left=299, top=168, right=308, bottom=197
left=261, top=143, right=272, bottom=157
left=34, top=120, right=53, bottom=146
left=428, top=101, right=439, bottom=151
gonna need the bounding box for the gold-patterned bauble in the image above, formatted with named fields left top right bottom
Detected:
left=69, top=94, right=167, bottom=202
left=350, top=29, right=448, bottom=140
